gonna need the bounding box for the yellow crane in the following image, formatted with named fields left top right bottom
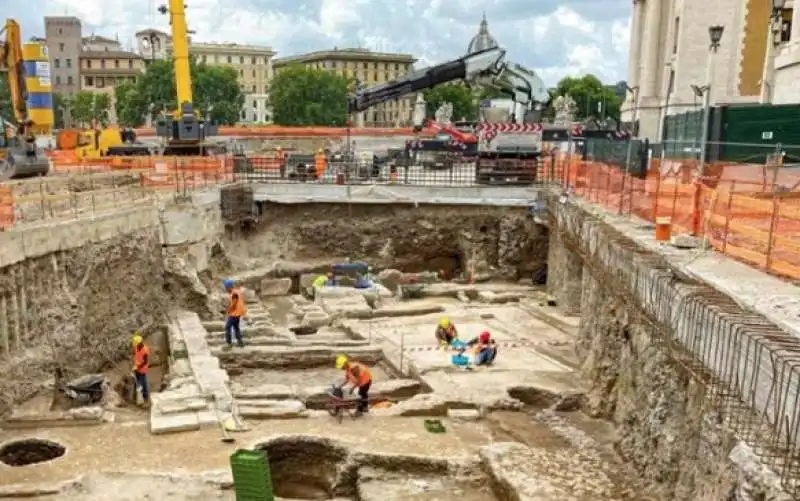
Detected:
left=155, top=0, right=221, bottom=155
left=0, top=19, right=52, bottom=179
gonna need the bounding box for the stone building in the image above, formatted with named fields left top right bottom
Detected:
left=623, top=0, right=795, bottom=140
left=79, top=36, right=146, bottom=124
left=273, top=48, right=416, bottom=126
left=44, top=16, right=82, bottom=95
left=772, top=2, right=800, bottom=103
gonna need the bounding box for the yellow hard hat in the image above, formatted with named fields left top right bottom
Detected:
left=439, top=317, right=450, bottom=328
left=276, top=146, right=283, bottom=150
left=132, top=333, right=143, bottom=346
left=335, top=354, right=348, bottom=370
left=317, top=148, right=324, bottom=154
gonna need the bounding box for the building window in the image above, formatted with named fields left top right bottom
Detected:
left=252, top=85, right=256, bottom=92
left=239, top=56, right=244, bottom=64
left=54, top=58, right=60, bottom=68
left=58, top=28, right=63, bottom=35
left=781, top=15, right=792, bottom=42
left=59, top=42, right=64, bottom=52
left=128, top=60, right=133, bottom=69
left=114, top=59, right=120, bottom=68
left=56, top=75, right=61, bottom=84
left=252, top=100, right=257, bottom=108
left=202, top=55, right=207, bottom=63
left=332, top=61, right=337, bottom=68
left=239, top=69, right=244, bottom=76
left=67, top=76, right=73, bottom=85
left=227, top=56, right=232, bottom=63
left=252, top=69, right=256, bottom=77
left=100, top=60, right=106, bottom=69
left=251, top=56, right=256, bottom=64
left=395, top=63, right=399, bottom=70
left=86, top=60, right=92, bottom=68
left=85, top=76, right=94, bottom=86
left=97, top=77, right=104, bottom=87
left=373, top=72, right=377, bottom=80
left=66, top=58, right=72, bottom=68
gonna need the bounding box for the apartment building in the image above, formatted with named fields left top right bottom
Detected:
left=44, top=16, right=82, bottom=95
left=623, top=0, right=795, bottom=140
left=134, top=30, right=275, bottom=123
left=79, top=37, right=146, bottom=123
left=273, top=48, right=417, bottom=126
left=773, top=2, right=799, bottom=103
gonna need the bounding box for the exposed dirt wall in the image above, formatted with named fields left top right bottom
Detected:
left=229, top=203, right=548, bottom=280
left=0, top=229, right=169, bottom=415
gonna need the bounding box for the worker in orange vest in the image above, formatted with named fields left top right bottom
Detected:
left=335, top=354, right=373, bottom=415
left=223, top=279, right=247, bottom=349
left=276, top=146, right=286, bottom=178
left=314, top=149, right=327, bottom=179
left=131, top=333, right=151, bottom=407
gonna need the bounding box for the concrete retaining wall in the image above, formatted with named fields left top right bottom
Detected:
left=548, top=193, right=795, bottom=500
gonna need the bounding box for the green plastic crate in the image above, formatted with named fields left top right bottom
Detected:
left=230, top=449, right=274, bottom=501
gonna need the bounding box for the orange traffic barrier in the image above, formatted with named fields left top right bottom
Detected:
left=0, top=186, right=13, bottom=230
left=567, top=159, right=800, bottom=281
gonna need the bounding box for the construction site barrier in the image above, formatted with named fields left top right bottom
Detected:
left=566, top=160, right=800, bottom=280
left=0, top=187, right=13, bottom=230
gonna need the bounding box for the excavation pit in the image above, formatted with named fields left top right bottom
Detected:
left=230, top=363, right=398, bottom=388
left=0, top=438, right=66, bottom=467
left=257, top=438, right=350, bottom=500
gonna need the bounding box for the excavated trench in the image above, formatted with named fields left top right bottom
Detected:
left=0, top=439, right=66, bottom=467
left=254, top=437, right=497, bottom=501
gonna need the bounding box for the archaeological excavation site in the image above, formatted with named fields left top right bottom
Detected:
left=0, top=179, right=798, bottom=501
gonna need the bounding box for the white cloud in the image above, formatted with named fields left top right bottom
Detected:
left=7, top=0, right=631, bottom=86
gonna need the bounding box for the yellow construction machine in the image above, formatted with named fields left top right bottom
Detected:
left=0, top=19, right=52, bottom=179
left=154, top=0, right=223, bottom=155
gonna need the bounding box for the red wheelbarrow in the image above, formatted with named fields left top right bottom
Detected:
left=324, top=384, right=394, bottom=423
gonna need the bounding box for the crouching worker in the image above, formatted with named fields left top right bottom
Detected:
left=435, top=317, right=458, bottom=347
left=336, top=354, right=372, bottom=416
left=468, top=331, right=498, bottom=366
left=131, top=333, right=151, bottom=408
left=223, top=279, right=247, bottom=349
left=311, top=272, right=332, bottom=298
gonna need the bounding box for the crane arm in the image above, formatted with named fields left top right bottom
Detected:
left=159, top=0, right=192, bottom=113
left=0, top=20, right=27, bottom=124
left=476, top=62, right=549, bottom=107
left=347, top=47, right=508, bottom=114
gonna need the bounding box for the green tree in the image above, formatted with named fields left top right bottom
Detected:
left=114, top=81, right=147, bottom=127
left=552, top=75, right=622, bottom=121
left=126, top=58, right=244, bottom=125
left=52, top=92, right=67, bottom=129
left=422, top=83, right=476, bottom=121
left=269, top=65, right=349, bottom=126
left=69, top=91, right=111, bottom=126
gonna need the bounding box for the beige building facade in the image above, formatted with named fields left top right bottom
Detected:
left=772, top=2, right=800, bottom=103
left=623, top=0, right=794, bottom=140
left=273, top=48, right=417, bottom=126
left=79, top=42, right=146, bottom=124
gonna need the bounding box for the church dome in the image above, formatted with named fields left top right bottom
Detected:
left=467, top=14, right=499, bottom=54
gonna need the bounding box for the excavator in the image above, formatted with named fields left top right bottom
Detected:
left=152, top=0, right=220, bottom=155
left=0, top=19, right=52, bottom=180
left=347, top=46, right=550, bottom=184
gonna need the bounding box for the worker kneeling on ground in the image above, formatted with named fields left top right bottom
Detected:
left=131, top=333, right=151, bottom=408
left=311, top=272, right=332, bottom=298
left=435, top=317, right=458, bottom=347
left=468, top=331, right=498, bottom=366
left=336, top=354, right=372, bottom=416
left=223, top=279, right=247, bottom=349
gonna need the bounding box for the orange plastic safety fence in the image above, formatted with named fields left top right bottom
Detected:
left=0, top=186, right=14, bottom=230
left=567, top=159, right=800, bottom=280
left=133, top=125, right=438, bottom=138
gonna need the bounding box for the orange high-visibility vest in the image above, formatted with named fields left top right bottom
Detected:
left=314, top=152, right=326, bottom=178
left=227, top=288, right=247, bottom=317
left=134, top=345, right=150, bottom=374
left=346, top=362, right=372, bottom=386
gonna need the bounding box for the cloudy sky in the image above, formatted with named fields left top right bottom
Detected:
left=8, top=0, right=632, bottom=86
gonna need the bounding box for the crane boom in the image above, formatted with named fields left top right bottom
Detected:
left=154, top=1, right=220, bottom=155
left=166, top=0, right=192, bottom=111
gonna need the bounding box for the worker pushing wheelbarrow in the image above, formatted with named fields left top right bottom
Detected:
left=324, top=354, right=392, bottom=422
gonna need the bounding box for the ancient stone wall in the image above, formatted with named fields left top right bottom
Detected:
left=547, top=194, right=792, bottom=500
left=0, top=228, right=169, bottom=416
left=229, top=202, right=548, bottom=280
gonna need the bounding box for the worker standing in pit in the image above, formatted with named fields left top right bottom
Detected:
left=276, top=146, right=286, bottom=178
left=336, top=354, right=372, bottom=416
left=131, top=333, right=150, bottom=408
left=314, top=149, right=327, bottom=179
left=223, top=279, right=247, bottom=349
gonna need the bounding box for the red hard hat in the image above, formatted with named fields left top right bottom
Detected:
left=479, top=331, right=491, bottom=343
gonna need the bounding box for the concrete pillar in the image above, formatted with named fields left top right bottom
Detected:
left=628, top=0, right=644, bottom=91
left=640, top=0, right=662, bottom=97
left=793, top=3, right=800, bottom=42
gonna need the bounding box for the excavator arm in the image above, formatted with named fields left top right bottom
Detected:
left=0, top=20, right=26, bottom=125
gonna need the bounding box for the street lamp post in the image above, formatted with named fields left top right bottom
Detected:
left=698, top=25, right=724, bottom=178
left=760, top=0, right=786, bottom=103
left=624, top=85, right=640, bottom=170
